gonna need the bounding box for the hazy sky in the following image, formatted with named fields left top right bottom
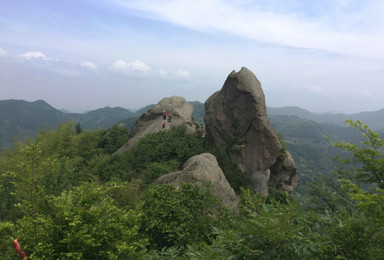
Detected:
left=1, top=0, right=383, bottom=113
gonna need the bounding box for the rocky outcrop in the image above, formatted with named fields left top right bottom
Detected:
left=204, top=67, right=298, bottom=195
left=155, top=153, right=238, bottom=212
left=116, top=96, right=196, bottom=153
left=269, top=151, right=299, bottom=192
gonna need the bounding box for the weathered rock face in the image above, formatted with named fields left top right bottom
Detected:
left=155, top=153, right=238, bottom=212
left=116, top=96, right=196, bottom=153
left=204, top=67, right=298, bottom=195
left=269, top=151, right=299, bottom=192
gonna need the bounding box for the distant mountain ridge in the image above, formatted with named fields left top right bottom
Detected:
left=1, top=99, right=384, bottom=155
left=0, top=99, right=134, bottom=150
left=267, top=106, right=384, bottom=130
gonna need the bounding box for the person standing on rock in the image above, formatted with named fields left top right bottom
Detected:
left=163, top=110, right=167, bottom=120
left=162, top=121, right=166, bottom=128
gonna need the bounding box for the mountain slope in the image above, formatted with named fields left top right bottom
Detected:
left=349, top=109, right=384, bottom=131
left=0, top=100, right=134, bottom=150
left=0, top=100, right=72, bottom=149
left=73, top=107, right=134, bottom=129
left=267, top=106, right=384, bottom=130
left=269, top=115, right=363, bottom=186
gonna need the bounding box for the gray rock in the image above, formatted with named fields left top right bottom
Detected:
left=155, top=153, right=238, bottom=212
left=116, top=96, right=196, bottom=153
left=204, top=67, right=297, bottom=195
left=269, top=151, right=299, bottom=193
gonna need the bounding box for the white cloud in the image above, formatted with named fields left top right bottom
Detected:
left=17, top=52, right=87, bottom=77
left=20, top=51, right=48, bottom=60
left=309, top=86, right=324, bottom=94
left=175, top=70, right=191, bottom=79
left=0, top=47, right=7, bottom=57
left=128, top=59, right=151, bottom=72
left=158, top=69, right=169, bottom=78
left=117, top=0, right=384, bottom=59
left=111, top=59, right=151, bottom=73
left=157, top=69, right=191, bottom=79
left=81, top=61, right=97, bottom=70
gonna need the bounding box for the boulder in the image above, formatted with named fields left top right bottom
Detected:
left=204, top=67, right=297, bottom=195
left=116, top=96, right=196, bottom=153
left=269, top=151, right=299, bottom=192
left=155, top=153, right=238, bottom=212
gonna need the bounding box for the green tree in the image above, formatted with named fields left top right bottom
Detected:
left=321, top=120, right=384, bottom=258
left=75, top=123, right=83, bottom=134
left=129, top=125, right=206, bottom=170
left=138, top=183, right=231, bottom=251
left=2, top=183, right=147, bottom=259
left=93, top=125, right=206, bottom=184
left=98, top=124, right=130, bottom=154
left=326, top=179, right=384, bottom=259
left=329, top=119, right=384, bottom=188
left=186, top=197, right=332, bottom=259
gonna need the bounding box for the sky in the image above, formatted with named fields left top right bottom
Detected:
left=0, top=0, right=383, bottom=113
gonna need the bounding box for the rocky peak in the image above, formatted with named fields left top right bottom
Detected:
left=204, top=67, right=298, bottom=195
left=116, top=96, right=196, bottom=153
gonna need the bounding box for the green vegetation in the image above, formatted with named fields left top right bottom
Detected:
left=329, top=120, right=384, bottom=188
left=139, top=183, right=230, bottom=250
left=2, top=99, right=378, bottom=191
left=0, top=100, right=134, bottom=151
left=0, top=119, right=383, bottom=259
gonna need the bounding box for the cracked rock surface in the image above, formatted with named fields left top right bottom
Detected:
left=116, top=96, right=196, bottom=153
left=204, top=67, right=298, bottom=195
left=155, top=153, right=238, bottom=212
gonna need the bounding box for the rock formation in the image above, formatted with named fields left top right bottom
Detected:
left=155, top=153, right=238, bottom=212
left=269, top=151, right=299, bottom=192
left=204, top=67, right=298, bottom=195
left=116, top=96, right=196, bottom=153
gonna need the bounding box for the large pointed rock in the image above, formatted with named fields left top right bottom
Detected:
left=116, top=96, right=196, bottom=153
left=204, top=67, right=297, bottom=195
left=155, top=153, right=238, bottom=212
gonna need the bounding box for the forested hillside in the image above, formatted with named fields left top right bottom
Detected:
left=0, top=100, right=134, bottom=150
left=0, top=100, right=204, bottom=151
left=0, top=120, right=383, bottom=259
left=268, top=106, right=384, bottom=131
left=0, top=100, right=71, bottom=150
left=1, top=99, right=379, bottom=189
left=270, top=115, right=363, bottom=185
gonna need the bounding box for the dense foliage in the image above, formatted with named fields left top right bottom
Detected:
left=0, top=120, right=383, bottom=259
left=139, top=183, right=231, bottom=250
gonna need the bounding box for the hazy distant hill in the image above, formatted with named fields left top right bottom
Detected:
left=348, top=109, right=384, bottom=131
left=0, top=100, right=208, bottom=151
left=269, top=115, right=364, bottom=186
left=189, top=101, right=205, bottom=123
left=267, top=106, right=384, bottom=130
left=72, top=107, right=134, bottom=129
left=0, top=100, right=134, bottom=150
left=132, top=104, right=155, bottom=117
left=0, top=100, right=72, bottom=149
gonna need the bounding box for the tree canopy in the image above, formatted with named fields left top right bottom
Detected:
left=0, top=120, right=383, bottom=259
